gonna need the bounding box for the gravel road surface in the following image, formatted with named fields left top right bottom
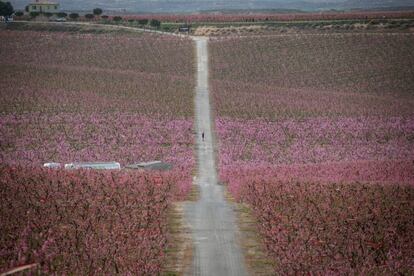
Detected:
left=183, top=37, right=247, bottom=276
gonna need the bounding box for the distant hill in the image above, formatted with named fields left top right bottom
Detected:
left=9, top=0, right=414, bottom=13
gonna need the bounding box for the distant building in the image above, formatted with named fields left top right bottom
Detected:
left=27, top=0, right=59, bottom=13
left=179, top=25, right=191, bottom=33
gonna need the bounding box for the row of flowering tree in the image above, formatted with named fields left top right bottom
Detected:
left=0, top=30, right=194, bottom=273
left=0, top=166, right=186, bottom=274
left=210, top=33, right=414, bottom=273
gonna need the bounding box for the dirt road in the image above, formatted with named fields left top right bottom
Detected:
left=183, top=37, right=247, bottom=276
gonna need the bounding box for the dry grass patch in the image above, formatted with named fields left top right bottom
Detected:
left=194, top=25, right=268, bottom=36
left=163, top=203, right=193, bottom=276
left=224, top=190, right=275, bottom=275
left=163, top=183, right=199, bottom=275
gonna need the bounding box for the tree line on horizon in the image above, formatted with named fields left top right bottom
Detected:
left=1, top=2, right=162, bottom=28
left=0, top=1, right=14, bottom=17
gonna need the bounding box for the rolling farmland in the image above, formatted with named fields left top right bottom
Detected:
left=0, top=30, right=194, bottom=273
left=211, top=33, right=414, bottom=119
left=1, top=18, right=414, bottom=274
left=210, top=33, right=414, bottom=273
left=0, top=31, right=195, bottom=166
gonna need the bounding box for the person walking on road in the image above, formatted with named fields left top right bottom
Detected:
left=202, top=131, right=205, bottom=142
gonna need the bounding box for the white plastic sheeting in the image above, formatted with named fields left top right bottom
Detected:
left=43, top=162, right=62, bottom=169
left=64, top=162, right=121, bottom=170
left=125, top=161, right=172, bottom=171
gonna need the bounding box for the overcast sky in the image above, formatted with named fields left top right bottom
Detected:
left=9, top=0, right=414, bottom=12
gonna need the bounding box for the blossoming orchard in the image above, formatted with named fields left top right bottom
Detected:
left=211, top=33, right=414, bottom=273
left=0, top=30, right=194, bottom=274
left=1, top=12, right=414, bottom=275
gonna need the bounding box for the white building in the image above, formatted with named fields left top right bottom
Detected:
left=27, top=0, right=59, bottom=13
